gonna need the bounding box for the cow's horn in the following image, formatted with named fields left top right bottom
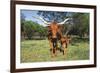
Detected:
left=32, top=16, right=50, bottom=25
left=58, top=18, right=71, bottom=25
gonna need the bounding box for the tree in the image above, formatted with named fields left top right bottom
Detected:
left=24, top=21, right=35, bottom=39
left=37, top=11, right=72, bottom=23
left=33, top=23, right=47, bottom=38
left=23, top=20, right=47, bottom=39
left=71, top=13, right=89, bottom=37
left=38, top=25, right=47, bottom=38
left=21, top=13, right=26, bottom=40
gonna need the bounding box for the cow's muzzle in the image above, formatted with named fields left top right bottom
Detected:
left=52, top=38, right=57, bottom=48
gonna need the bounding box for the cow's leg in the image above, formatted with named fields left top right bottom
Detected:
left=49, top=40, right=54, bottom=57
left=52, top=39, right=58, bottom=57
left=54, top=45, right=57, bottom=57
left=53, top=48, right=56, bottom=57
left=62, top=44, right=67, bottom=56
left=51, top=43, right=56, bottom=57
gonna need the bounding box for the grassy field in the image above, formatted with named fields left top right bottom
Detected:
left=21, top=38, right=89, bottom=63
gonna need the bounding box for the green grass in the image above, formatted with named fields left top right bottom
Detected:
left=21, top=39, right=89, bottom=63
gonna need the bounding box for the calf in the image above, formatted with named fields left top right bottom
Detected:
left=60, top=35, right=71, bottom=55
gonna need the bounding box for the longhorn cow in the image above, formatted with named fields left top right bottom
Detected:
left=33, top=16, right=71, bottom=57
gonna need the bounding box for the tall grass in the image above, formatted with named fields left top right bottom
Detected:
left=21, top=39, right=89, bottom=63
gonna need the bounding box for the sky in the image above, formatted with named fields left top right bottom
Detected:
left=21, top=10, right=46, bottom=26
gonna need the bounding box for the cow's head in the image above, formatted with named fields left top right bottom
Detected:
left=47, top=21, right=61, bottom=39
left=33, top=16, right=71, bottom=39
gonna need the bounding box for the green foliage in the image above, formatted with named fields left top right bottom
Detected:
left=71, top=13, right=89, bottom=37
left=22, top=20, right=47, bottom=39
left=24, top=21, right=35, bottom=39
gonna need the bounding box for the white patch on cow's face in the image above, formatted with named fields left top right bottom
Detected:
left=63, top=44, right=66, bottom=48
